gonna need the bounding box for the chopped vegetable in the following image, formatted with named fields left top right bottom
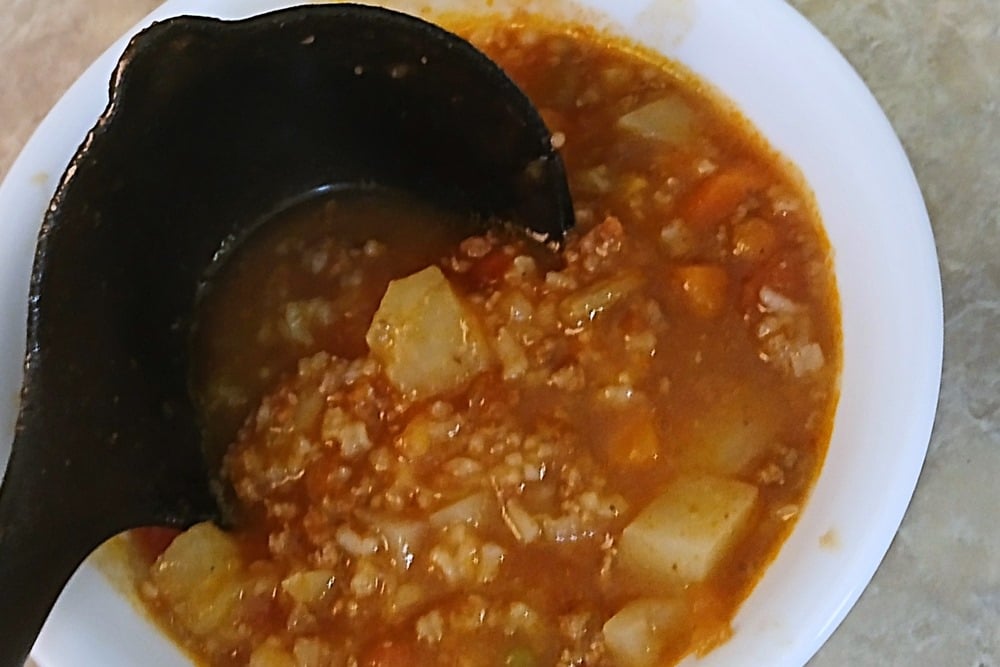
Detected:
left=366, top=266, right=493, bottom=399
left=619, top=476, right=758, bottom=584
left=675, top=400, right=773, bottom=476
left=670, top=264, right=729, bottom=318
left=617, top=96, right=696, bottom=144
left=149, top=522, right=245, bottom=637
left=281, top=569, right=334, bottom=604
left=731, top=216, right=778, bottom=260
left=559, top=272, right=642, bottom=328
left=606, top=403, right=661, bottom=468
left=677, top=166, right=767, bottom=228
left=602, top=598, right=691, bottom=667
left=429, top=492, right=490, bottom=528
left=368, top=515, right=427, bottom=571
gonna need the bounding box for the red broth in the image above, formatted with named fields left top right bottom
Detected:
left=132, top=18, right=839, bottom=667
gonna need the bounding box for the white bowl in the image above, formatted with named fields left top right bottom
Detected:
left=0, top=1, right=941, bottom=665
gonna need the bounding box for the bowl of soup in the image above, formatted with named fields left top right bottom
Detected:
left=0, top=1, right=941, bottom=666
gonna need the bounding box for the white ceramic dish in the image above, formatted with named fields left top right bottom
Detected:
left=0, top=0, right=942, bottom=665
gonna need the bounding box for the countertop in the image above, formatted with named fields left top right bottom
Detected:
left=1, top=0, right=997, bottom=665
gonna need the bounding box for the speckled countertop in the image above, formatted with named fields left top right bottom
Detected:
left=1, top=0, right=997, bottom=665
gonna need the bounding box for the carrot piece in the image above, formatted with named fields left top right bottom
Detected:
left=607, top=404, right=661, bottom=468
left=731, top=216, right=778, bottom=261
left=677, top=166, right=767, bottom=228
left=671, top=265, right=730, bottom=318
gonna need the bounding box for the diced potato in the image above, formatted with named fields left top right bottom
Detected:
left=150, top=522, right=240, bottom=590
left=681, top=421, right=767, bottom=477
left=602, top=598, right=691, bottom=667
left=617, top=97, right=696, bottom=144
left=676, top=401, right=773, bottom=476
left=369, top=515, right=427, bottom=570
left=429, top=492, right=489, bottom=528
left=150, top=522, right=245, bottom=637
left=619, top=476, right=758, bottom=584
left=281, top=569, right=334, bottom=604
left=366, top=266, right=493, bottom=399
left=559, top=273, right=642, bottom=328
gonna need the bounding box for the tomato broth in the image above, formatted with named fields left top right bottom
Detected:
left=132, top=17, right=840, bottom=667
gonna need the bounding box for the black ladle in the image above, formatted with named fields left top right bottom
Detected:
left=0, top=4, right=573, bottom=664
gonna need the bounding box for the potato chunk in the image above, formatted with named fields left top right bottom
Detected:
left=675, top=397, right=774, bottom=476
left=617, top=96, right=696, bottom=144
left=619, top=476, right=757, bottom=584
left=559, top=272, right=642, bottom=328
left=603, top=598, right=691, bottom=667
left=366, top=266, right=492, bottom=399
left=149, top=522, right=245, bottom=637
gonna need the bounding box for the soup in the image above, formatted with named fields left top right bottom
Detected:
left=130, top=16, right=840, bottom=667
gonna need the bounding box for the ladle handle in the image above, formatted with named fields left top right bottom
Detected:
left=0, top=435, right=112, bottom=667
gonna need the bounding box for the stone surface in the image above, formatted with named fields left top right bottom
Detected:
left=786, top=3, right=1000, bottom=665
left=1, top=0, right=997, bottom=665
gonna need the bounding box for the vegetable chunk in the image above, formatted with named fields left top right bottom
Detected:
left=675, top=393, right=775, bottom=476
left=606, top=403, right=661, bottom=468
left=617, top=96, right=696, bottom=144
left=149, top=522, right=245, bottom=637
left=670, top=264, right=729, bottom=318
left=366, top=266, right=492, bottom=399
left=602, top=598, right=691, bottom=667
left=619, top=476, right=758, bottom=584
left=677, top=167, right=766, bottom=228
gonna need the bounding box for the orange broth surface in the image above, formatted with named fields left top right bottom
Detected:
left=130, top=16, right=840, bottom=667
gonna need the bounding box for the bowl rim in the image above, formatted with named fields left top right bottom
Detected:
left=0, top=1, right=941, bottom=665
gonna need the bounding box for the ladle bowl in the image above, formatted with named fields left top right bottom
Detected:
left=0, top=4, right=573, bottom=664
